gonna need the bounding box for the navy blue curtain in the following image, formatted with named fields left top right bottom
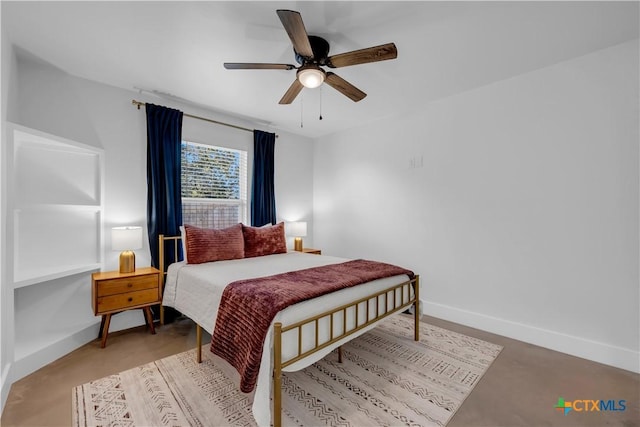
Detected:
left=251, top=130, right=277, bottom=226
left=146, top=103, right=184, bottom=268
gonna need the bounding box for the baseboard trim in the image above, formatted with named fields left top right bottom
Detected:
left=1, top=362, right=12, bottom=415
left=9, top=322, right=101, bottom=391
left=423, top=300, right=640, bottom=374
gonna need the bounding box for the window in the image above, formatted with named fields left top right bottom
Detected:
left=181, top=141, right=248, bottom=229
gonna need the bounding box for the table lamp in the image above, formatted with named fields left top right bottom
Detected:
left=112, top=226, right=143, bottom=273
left=287, top=221, right=307, bottom=252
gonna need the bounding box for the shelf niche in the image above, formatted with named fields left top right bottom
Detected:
left=8, top=124, right=104, bottom=288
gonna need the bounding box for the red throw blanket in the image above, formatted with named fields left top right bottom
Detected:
left=211, top=259, right=414, bottom=393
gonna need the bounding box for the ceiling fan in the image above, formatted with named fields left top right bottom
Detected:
left=224, top=9, right=398, bottom=104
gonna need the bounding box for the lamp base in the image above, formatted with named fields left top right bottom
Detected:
left=294, top=237, right=303, bottom=252
left=119, top=250, right=136, bottom=273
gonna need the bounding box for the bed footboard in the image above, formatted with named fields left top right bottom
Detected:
left=191, top=275, right=420, bottom=427
left=272, top=274, right=420, bottom=427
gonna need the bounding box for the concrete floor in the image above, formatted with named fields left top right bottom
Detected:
left=1, top=315, right=638, bottom=426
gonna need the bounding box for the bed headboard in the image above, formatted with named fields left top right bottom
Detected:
left=159, top=234, right=182, bottom=274
left=158, top=234, right=182, bottom=274
left=159, top=234, right=182, bottom=325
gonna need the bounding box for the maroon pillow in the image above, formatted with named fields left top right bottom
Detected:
left=184, top=223, right=244, bottom=264
left=242, top=222, right=287, bottom=258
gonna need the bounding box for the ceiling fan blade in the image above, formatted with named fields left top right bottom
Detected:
left=325, top=72, right=366, bottom=102
left=276, top=10, right=314, bottom=59
left=224, top=63, right=296, bottom=70
left=326, top=43, right=397, bottom=68
left=279, top=79, right=304, bottom=104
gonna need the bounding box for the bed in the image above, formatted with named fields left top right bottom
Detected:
left=158, top=224, right=420, bottom=427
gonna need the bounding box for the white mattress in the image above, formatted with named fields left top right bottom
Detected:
left=162, top=251, right=413, bottom=427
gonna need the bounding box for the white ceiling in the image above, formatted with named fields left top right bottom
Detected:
left=3, top=1, right=638, bottom=138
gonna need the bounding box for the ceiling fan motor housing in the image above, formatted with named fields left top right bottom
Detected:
left=295, top=35, right=330, bottom=64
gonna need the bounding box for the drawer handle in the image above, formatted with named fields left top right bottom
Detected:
left=127, top=283, right=133, bottom=288
left=128, top=297, right=133, bottom=302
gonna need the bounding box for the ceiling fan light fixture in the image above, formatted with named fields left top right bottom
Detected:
left=297, top=66, right=325, bottom=88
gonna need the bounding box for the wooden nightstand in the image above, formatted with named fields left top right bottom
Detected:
left=91, top=267, right=161, bottom=348
left=302, top=248, right=321, bottom=255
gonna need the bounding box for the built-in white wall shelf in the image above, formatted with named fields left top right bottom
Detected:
left=8, top=124, right=104, bottom=289
left=6, top=123, right=104, bottom=381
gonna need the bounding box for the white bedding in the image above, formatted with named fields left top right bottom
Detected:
left=162, top=251, right=413, bottom=427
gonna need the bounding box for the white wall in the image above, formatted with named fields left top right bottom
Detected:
left=314, top=39, right=639, bottom=372
left=275, top=131, right=315, bottom=248
left=0, top=47, right=314, bottom=409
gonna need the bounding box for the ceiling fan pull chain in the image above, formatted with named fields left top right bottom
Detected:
left=319, top=87, right=323, bottom=121
left=300, top=93, right=304, bottom=128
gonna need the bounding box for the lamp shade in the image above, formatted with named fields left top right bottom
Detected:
left=111, top=226, right=143, bottom=251
left=286, top=221, right=307, bottom=237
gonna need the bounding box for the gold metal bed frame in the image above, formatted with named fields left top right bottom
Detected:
left=159, top=234, right=420, bottom=427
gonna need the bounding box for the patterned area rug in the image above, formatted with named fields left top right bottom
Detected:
left=72, top=315, right=502, bottom=426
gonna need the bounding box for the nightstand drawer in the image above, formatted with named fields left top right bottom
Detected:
left=96, top=288, right=160, bottom=313
left=96, top=274, right=158, bottom=297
